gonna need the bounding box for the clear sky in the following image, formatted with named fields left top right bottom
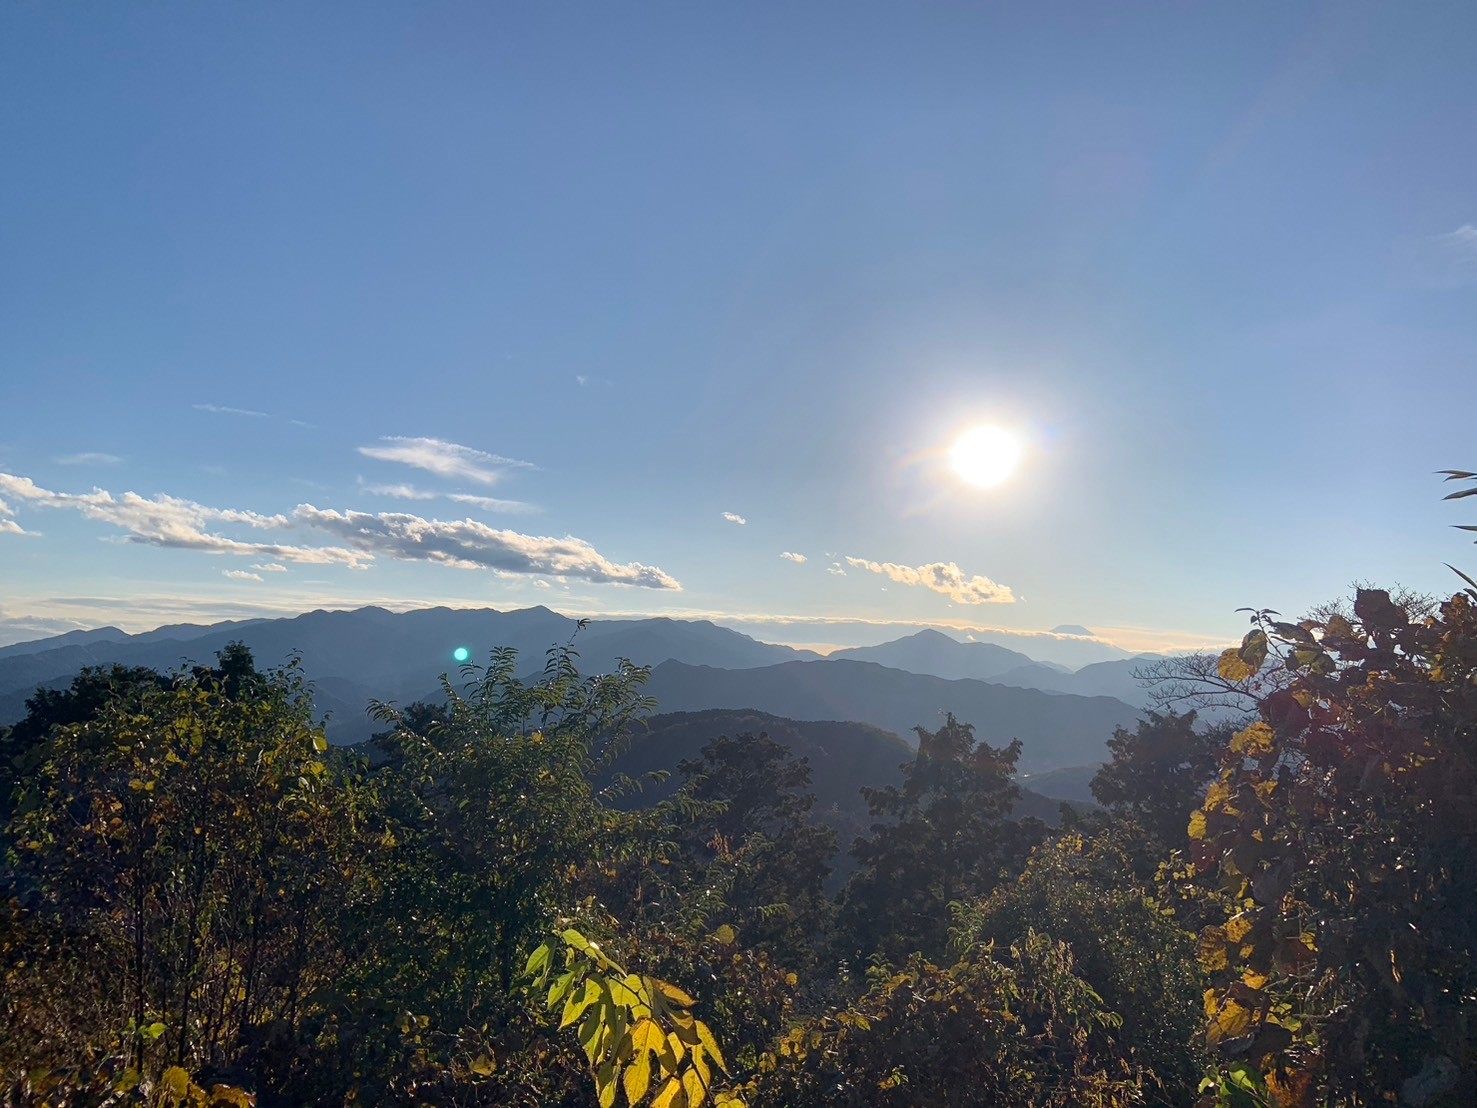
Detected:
left=2, top=2, right=1475, bottom=654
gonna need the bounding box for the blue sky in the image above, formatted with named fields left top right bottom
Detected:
left=2, top=2, right=1475, bottom=654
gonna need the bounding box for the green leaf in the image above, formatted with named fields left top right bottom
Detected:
left=525, top=942, right=552, bottom=981
left=561, top=978, right=602, bottom=1030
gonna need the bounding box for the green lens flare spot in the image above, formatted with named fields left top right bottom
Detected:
left=453, top=647, right=471, bottom=663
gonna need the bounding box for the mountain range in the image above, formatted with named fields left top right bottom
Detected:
left=0, top=605, right=1169, bottom=774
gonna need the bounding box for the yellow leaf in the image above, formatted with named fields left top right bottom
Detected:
left=631, top=1017, right=666, bottom=1058
left=694, top=1020, right=727, bottom=1075
left=1218, top=647, right=1256, bottom=682
left=1207, top=999, right=1253, bottom=1045
left=652, top=1076, right=687, bottom=1108
left=1242, top=970, right=1270, bottom=991
left=1188, top=810, right=1208, bottom=841
left=711, top=924, right=737, bottom=946
left=1196, top=927, right=1229, bottom=972
left=596, top=1057, right=618, bottom=1108
left=159, top=1067, right=192, bottom=1104
left=1230, top=722, right=1276, bottom=756
left=623, top=1050, right=652, bottom=1103
left=1225, top=914, right=1254, bottom=944
left=655, top=978, right=697, bottom=1008
left=1203, top=780, right=1233, bottom=812
left=683, top=1067, right=708, bottom=1108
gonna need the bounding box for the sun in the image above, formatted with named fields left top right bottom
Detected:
left=950, top=425, right=1021, bottom=488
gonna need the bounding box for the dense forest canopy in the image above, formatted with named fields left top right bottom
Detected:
left=3, top=476, right=1477, bottom=1106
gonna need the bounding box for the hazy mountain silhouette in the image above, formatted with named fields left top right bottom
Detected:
left=0, top=626, right=129, bottom=660
left=0, top=606, right=821, bottom=741
left=828, top=629, right=1041, bottom=681
left=641, top=658, right=1142, bottom=773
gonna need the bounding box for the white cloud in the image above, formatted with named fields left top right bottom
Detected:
left=294, top=505, right=681, bottom=590
left=0, top=473, right=368, bottom=567
left=722, top=512, right=747, bottom=525
left=55, top=452, right=121, bottom=466
left=576, top=375, right=589, bottom=387
left=193, top=403, right=268, bottom=418
left=0, top=519, right=29, bottom=536
left=827, top=562, right=847, bottom=576
left=358, top=437, right=534, bottom=485
left=533, top=579, right=552, bottom=588
left=362, top=482, right=436, bottom=500
left=448, top=492, right=537, bottom=513
left=780, top=551, right=807, bottom=563
left=223, top=569, right=263, bottom=582
left=844, top=557, right=1016, bottom=605
left=360, top=481, right=536, bottom=514
left=0, top=473, right=676, bottom=592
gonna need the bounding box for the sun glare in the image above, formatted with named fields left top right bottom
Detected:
left=950, top=426, right=1021, bottom=488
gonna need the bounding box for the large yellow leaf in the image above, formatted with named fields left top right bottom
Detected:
left=624, top=1051, right=652, bottom=1103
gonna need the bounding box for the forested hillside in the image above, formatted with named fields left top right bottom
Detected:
left=5, top=539, right=1477, bottom=1105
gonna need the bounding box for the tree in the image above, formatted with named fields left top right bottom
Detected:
left=955, top=831, right=1206, bottom=1102
left=1189, top=588, right=1477, bottom=1105
left=839, top=714, right=1026, bottom=964
left=3, top=648, right=363, bottom=1098
left=742, top=931, right=1150, bottom=1108
left=1090, top=710, right=1230, bottom=852
left=673, top=732, right=837, bottom=968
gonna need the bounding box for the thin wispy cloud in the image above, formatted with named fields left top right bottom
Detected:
left=358, top=437, right=534, bottom=485
left=0, top=607, right=84, bottom=647
left=827, top=562, right=847, bottom=576
left=193, top=403, right=269, bottom=418
left=448, top=492, right=537, bottom=513
left=361, top=482, right=434, bottom=500
left=250, top=562, right=289, bottom=573
left=780, top=551, right=807, bottom=563
left=361, top=481, right=536, bottom=514
left=722, top=512, right=747, bottom=525
left=295, top=505, right=681, bottom=589
left=223, top=569, right=263, bottom=582
left=1397, top=223, right=1477, bottom=287
left=845, top=557, right=1016, bottom=605
left=55, top=452, right=121, bottom=466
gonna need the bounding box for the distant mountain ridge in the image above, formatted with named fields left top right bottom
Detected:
left=0, top=606, right=820, bottom=742
left=1, top=608, right=1150, bottom=767
left=829, top=629, right=1042, bottom=682
left=642, top=658, right=1142, bottom=773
